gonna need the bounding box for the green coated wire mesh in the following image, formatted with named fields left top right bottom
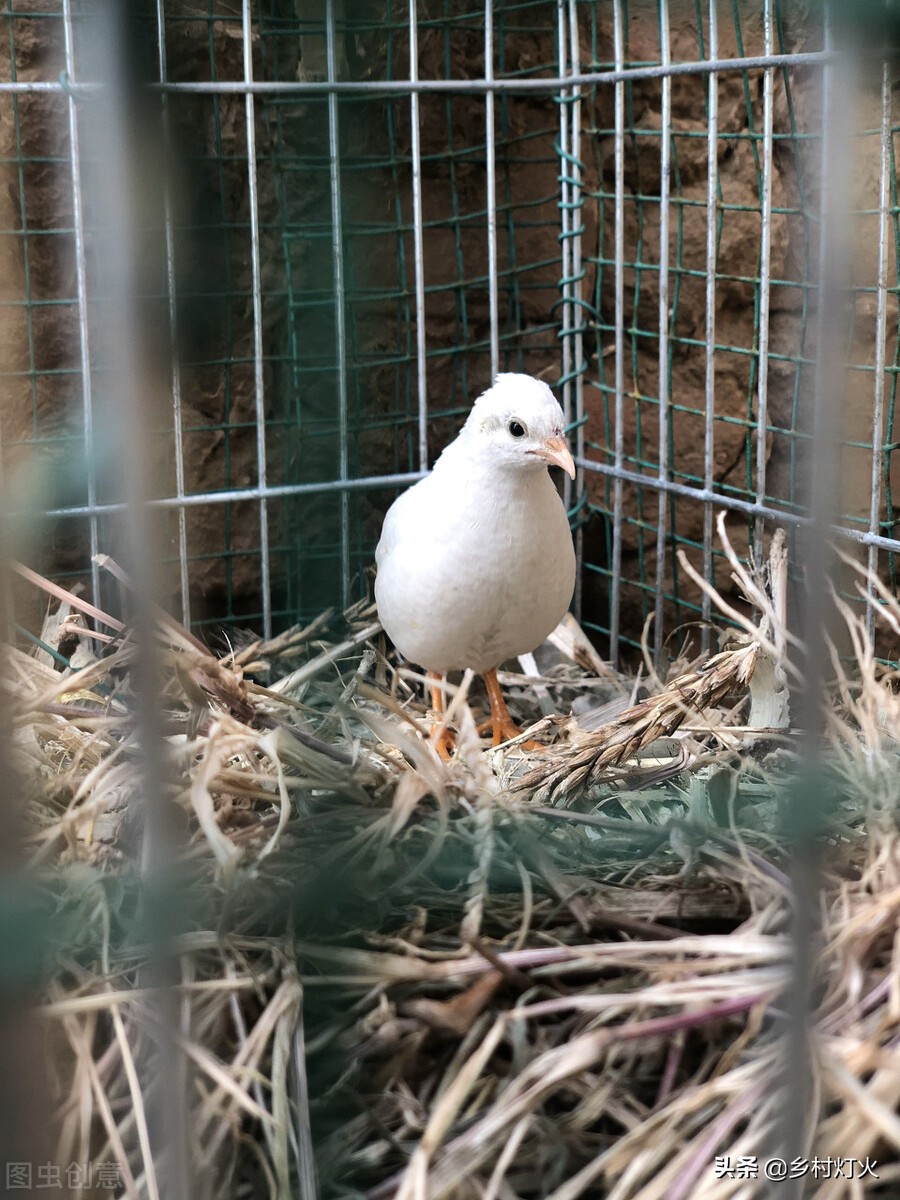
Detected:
left=1, top=1, right=899, bottom=663
left=256, top=0, right=571, bottom=626
left=574, top=1, right=899, bottom=662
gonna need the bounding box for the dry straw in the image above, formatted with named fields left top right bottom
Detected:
left=6, top=529, right=898, bottom=1198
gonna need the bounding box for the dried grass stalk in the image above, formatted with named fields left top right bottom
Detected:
left=5, top=535, right=898, bottom=1200
left=512, top=639, right=759, bottom=803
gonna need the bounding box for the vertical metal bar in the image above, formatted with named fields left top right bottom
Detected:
left=156, top=0, right=191, bottom=627
left=609, top=0, right=625, bottom=666
left=485, top=0, right=500, bottom=377
left=567, top=0, right=585, bottom=620
left=701, top=0, right=718, bottom=656
left=557, top=0, right=572, bottom=514
left=408, top=0, right=428, bottom=472
left=867, top=62, right=891, bottom=642
left=780, top=8, right=845, bottom=1192
left=753, top=0, right=775, bottom=550
left=653, top=0, right=672, bottom=666
left=326, top=0, right=351, bottom=610
left=242, top=0, right=273, bottom=638
left=81, top=4, right=188, bottom=1193
left=62, top=0, right=101, bottom=610
left=804, top=0, right=842, bottom=716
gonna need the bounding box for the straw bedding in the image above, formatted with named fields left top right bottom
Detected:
left=5, top=526, right=899, bottom=1199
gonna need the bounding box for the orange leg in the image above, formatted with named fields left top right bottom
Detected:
left=482, top=668, right=545, bottom=751
left=427, top=670, right=455, bottom=761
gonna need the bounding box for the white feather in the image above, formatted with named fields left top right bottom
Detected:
left=375, top=374, right=576, bottom=674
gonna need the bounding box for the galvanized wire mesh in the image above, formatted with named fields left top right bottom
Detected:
left=257, top=0, right=574, bottom=626
left=1, top=3, right=898, bottom=1195
left=2, top=0, right=899, bottom=665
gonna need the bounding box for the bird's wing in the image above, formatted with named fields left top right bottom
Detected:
left=375, top=481, right=425, bottom=568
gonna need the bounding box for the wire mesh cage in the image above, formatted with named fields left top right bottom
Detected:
left=3, top=0, right=898, bottom=665
left=3, top=2, right=900, bottom=1195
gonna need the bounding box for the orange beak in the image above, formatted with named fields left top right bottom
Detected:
left=533, top=435, right=576, bottom=479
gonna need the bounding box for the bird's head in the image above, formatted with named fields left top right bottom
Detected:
left=460, top=373, right=576, bottom=479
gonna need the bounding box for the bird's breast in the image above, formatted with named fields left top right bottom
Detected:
left=375, top=469, right=575, bottom=674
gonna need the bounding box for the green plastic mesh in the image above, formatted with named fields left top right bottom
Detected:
left=1, top=0, right=898, bottom=662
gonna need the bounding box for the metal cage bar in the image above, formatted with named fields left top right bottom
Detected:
left=62, top=0, right=100, bottom=610
left=575, top=455, right=900, bottom=554
left=867, top=63, right=892, bottom=640
left=325, top=0, right=351, bottom=613
left=557, top=0, right=572, bottom=512
left=753, top=0, right=776, bottom=551
left=609, top=0, right=626, bottom=666
left=485, top=0, right=499, bottom=377
left=653, top=0, right=672, bottom=665
left=780, top=5, right=845, bottom=1179
left=701, top=0, right=719, bottom=656
left=75, top=4, right=188, bottom=1193
left=409, top=0, right=428, bottom=474
left=242, top=0, right=272, bottom=639
left=0, top=48, right=844, bottom=98
left=156, top=0, right=190, bottom=627
left=567, top=0, right=585, bottom=620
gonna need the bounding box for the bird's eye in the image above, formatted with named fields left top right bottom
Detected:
left=508, top=420, right=526, bottom=438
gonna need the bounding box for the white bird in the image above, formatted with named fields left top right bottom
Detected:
left=375, top=373, right=576, bottom=757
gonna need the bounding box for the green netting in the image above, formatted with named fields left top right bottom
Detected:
left=257, top=0, right=569, bottom=626
left=2, top=1, right=899, bottom=659
left=575, top=0, right=900, bottom=658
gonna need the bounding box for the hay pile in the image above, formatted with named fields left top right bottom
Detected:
left=5, top=530, right=899, bottom=1199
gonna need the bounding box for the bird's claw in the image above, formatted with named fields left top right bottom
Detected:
left=488, top=716, right=546, bottom=752
left=429, top=723, right=456, bottom=761
left=433, top=718, right=544, bottom=756
left=482, top=667, right=547, bottom=751
left=476, top=713, right=545, bottom=750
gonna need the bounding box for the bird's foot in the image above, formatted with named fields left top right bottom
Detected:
left=487, top=715, right=546, bottom=752
left=433, top=714, right=543, bottom=755
left=481, top=667, right=547, bottom=751
left=427, top=671, right=455, bottom=760
left=427, top=671, right=546, bottom=755
left=429, top=722, right=456, bottom=761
